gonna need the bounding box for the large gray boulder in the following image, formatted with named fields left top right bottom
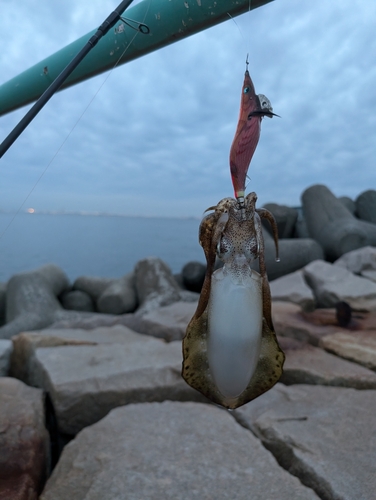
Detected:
left=302, top=184, right=376, bottom=260
left=134, top=257, right=181, bottom=315
left=262, top=229, right=324, bottom=281
left=0, top=377, right=50, bottom=500
left=303, top=259, right=376, bottom=310
left=0, top=264, right=70, bottom=339
left=40, top=401, right=318, bottom=500
left=236, top=384, right=376, bottom=500
left=97, top=273, right=138, bottom=314
left=356, top=189, right=376, bottom=223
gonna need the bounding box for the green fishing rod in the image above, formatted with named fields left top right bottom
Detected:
left=0, top=0, right=141, bottom=159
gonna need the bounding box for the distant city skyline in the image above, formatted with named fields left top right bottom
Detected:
left=0, top=207, right=201, bottom=219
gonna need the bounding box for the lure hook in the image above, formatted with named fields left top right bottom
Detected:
left=236, top=196, right=246, bottom=220
left=119, top=16, right=150, bottom=34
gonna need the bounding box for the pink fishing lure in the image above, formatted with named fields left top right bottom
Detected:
left=229, top=65, right=277, bottom=199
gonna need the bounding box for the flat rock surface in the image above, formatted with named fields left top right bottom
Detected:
left=270, top=270, right=315, bottom=311
left=48, top=311, right=129, bottom=330
left=11, top=325, right=140, bottom=382
left=280, top=344, right=376, bottom=388
left=40, top=401, right=318, bottom=500
left=320, top=330, right=376, bottom=370
left=128, top=301, right=197, bottom=341
left=361, top=269, right=376, bottom=282
left=300, top=306, right=376, bottom=330
left=48, top=300, right=199, bottom=341
left=272, top=301, right=340, bottom=345
left=0, top=377, right=49, bottom=500
left=12, top=326, right=205, bottom=435
left=236, top=384, right=376, bottom=500
left=334, top=245, right=376, bottom=274
left=304, top=259, right=376, bottom=310
left=273, top=300, right=376, bottom=345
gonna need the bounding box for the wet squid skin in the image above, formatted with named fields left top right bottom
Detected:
left=182, top=192, right=285, bottom=409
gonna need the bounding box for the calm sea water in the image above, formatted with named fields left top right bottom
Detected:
left=0, top=213, right=205, bottom=282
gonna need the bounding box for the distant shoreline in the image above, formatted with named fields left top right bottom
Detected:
left=0, top=210, right=200, bottom=221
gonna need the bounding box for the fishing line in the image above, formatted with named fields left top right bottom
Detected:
left=0, top=0, right=152, bottom=241
left=246, top=0, right=253, bottom=56
left=227, top=12, right=248, bottom=55
left=227, top=0, right=253, bottom=60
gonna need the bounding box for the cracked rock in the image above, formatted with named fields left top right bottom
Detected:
left=40, top=401, right=319, bottom=500
left=125, top=301, right=198, bottom=341
left=280, top=343, right=376, bottom=389
left=10, top=326, right=205, bottom=435
left=270, top=270, right=315, bottom=311
left=236, top=384, right=376, bottom=500
left=272, top=301, right=340, bottom=346
left=319, top=330, right=376, bottom=370
left=334, top=245, right=376, bottom=275
left=303, top=259, right=376, bottom=310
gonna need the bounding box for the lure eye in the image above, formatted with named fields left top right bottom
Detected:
left=243, top=87, right=250, bottom=94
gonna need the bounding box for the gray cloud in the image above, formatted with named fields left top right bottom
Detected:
left=0, top=0, right=375, bottom=216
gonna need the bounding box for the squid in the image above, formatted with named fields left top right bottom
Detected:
left=182, top=62, right=284, bottom=409
left=182, top=193, right=284, bottom=409
left=182, top=193, right=285, bottom=409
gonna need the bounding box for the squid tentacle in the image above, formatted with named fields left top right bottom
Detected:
left=256, top=207, right=279, bottom=262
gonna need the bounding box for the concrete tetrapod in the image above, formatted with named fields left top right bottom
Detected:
left=0, top=265, right=70, bottom=339
left=261, top=229, right=324, bottom=281
left=302, top=184, right=376, bottom=260
left=356, top=189, right=376, bottom=223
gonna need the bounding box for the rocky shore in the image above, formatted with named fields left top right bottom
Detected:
left=1, top=184, right=376, bottom=499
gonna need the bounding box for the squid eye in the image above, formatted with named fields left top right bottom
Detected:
left=243, top=87, right=250, bottom=94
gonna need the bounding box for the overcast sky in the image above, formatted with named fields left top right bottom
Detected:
left=0, top=0, right=375, bottom=217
